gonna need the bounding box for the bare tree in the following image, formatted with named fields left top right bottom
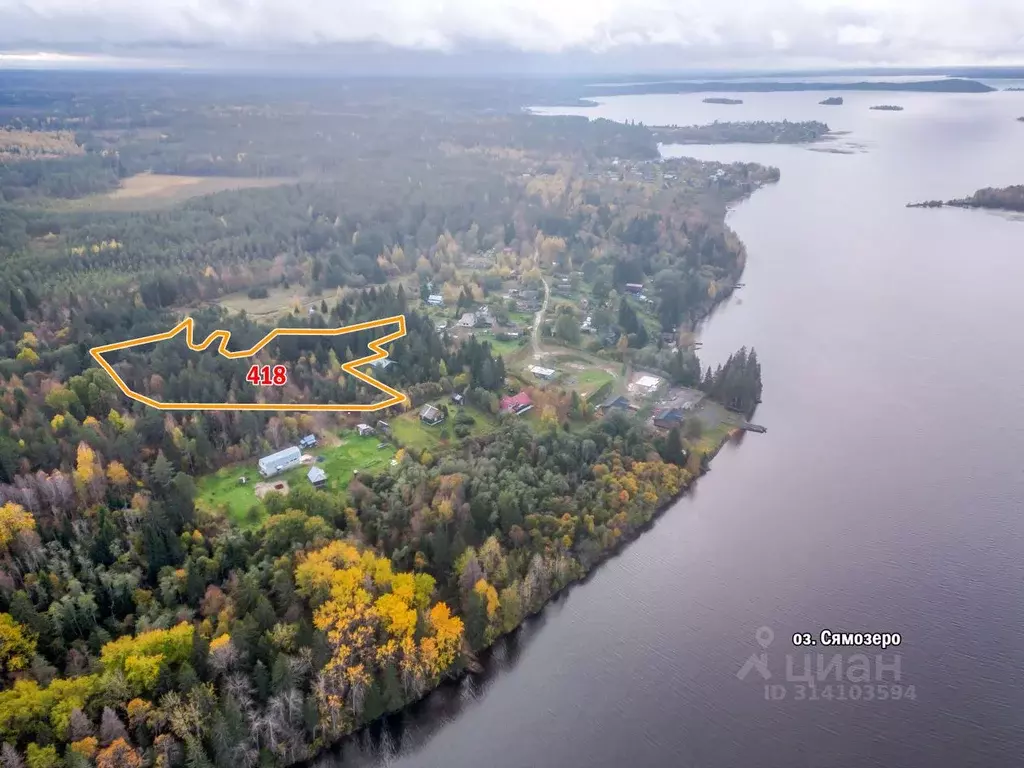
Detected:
left=0, top=744, right=25, bottom=768
left=67, top=708, right=95, bottom=741
left=99, top=707, right=129, bottom=746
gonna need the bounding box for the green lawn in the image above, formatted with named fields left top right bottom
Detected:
left=196, top=432, right=395, bottom=526
left=482, top=334, right=528, bottom=356
left=391, top=401, right=498, bottom=452
left=195, top=465, right=268, bottom=526
left=571, top=369, right=614, bottom=395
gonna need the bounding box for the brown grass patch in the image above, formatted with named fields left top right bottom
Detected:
left=0, top=128, right=83, bottom=160
left=60, top=172, right=296, bottom=211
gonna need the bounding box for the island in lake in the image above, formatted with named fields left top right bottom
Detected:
left=703, top=97, right=743, bottom=105
left=871, top=105, right=904, bottom=111
left=652, top=120, right=830, bottom=144
left=819, top=97, right=844, bottom=105
left=908, top=184, right=1024, bottom=212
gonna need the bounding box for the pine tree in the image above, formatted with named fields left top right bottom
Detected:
left=663, top=427, right=686, bottom=465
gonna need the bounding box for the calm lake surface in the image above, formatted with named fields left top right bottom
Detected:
left=321, top=90, right=1024, bottom=768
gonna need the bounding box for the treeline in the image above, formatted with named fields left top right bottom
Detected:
left=908, top=184, right=1024, bottom=213
left=700, top=347, right=762, bottom=417
left=651, top=120, right=830, bottom=144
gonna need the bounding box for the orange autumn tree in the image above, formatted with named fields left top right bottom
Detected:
left=295, top=541, right=463, bottom=737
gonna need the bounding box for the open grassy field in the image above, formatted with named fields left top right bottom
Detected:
left=196, top=431, right=395, bottom=526
left=57, top=172, right=295, bottom=212
left=391, top=401, right=498, bottom=451
left=215, top=286, right=321, bottom=318
left=568, top=368, right=614, bottom=396
left=481, top=333, right=528, bottom=357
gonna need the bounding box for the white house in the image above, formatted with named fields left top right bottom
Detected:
left=258, top=446, right=302, bottom=478
left=634, top=375, right=663, bottom=395
left=307, top=467, right=327, bottom=488
left=528, top=365, right=556, bottom=380
left=427, top=294, right=445, bottom=307
left=457, top=312, right=476, bottom=328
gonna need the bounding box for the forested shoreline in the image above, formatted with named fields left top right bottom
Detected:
left=907, top=184, right=1024, bottom=212
left=0, top=71, right=766, bottom=768
left=651, top=120, right=830, bottom=145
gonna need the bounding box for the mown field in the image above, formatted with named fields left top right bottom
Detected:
left=196, top=430, right=395, bottom=526
left=215, top=286, right=321, bottom=318
left=390, top=401, right=498, bottom=451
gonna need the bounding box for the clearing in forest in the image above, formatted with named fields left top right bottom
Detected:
left=196, top=431, right=396, bottom=526
left=58, top=172, right=295, bottom=211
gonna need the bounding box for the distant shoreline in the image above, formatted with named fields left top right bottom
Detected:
left=908, top=184, right=1024, bottom=213
left=581, top=78, right=994, bottom=98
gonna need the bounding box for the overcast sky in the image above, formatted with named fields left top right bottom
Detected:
left=2, top=0, right=1024, bottom=72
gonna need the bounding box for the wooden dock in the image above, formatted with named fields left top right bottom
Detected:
left=739, top=422, right=767, bottom=433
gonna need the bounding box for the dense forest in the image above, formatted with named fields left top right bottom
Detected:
left=0, top=71, right=765, bottom=768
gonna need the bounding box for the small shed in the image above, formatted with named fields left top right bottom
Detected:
left=356, top=423, right=375, bottom=437
left=299, top=434, right=317, bottom=449
left=377, top=420, right=391, bottom=435
left=307, top=467, right=327, bottom=488
left=451, top=393, right=465, bottom=405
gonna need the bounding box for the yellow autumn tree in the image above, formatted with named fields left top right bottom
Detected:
left=96, top=738, right=141, bottom=768
left=15, top=347, right=39, bottom=365
left=0, top=503, right=35, bottom=550
left=73, top=442, right=99, bottom=501
left=296, top=542, right=462, bottom=736
left=0, top=613, right=36, bottom=675
left=70, top=738, right=98, bottom=760
left=106, top=461, right=130, bottom=491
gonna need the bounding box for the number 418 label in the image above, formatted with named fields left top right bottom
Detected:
left=246, top=364, right=288, bottom=386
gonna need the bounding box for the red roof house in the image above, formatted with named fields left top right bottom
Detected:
left=500, top=392, right=533, bottom=415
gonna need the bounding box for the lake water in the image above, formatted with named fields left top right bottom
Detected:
left=320, top=90, right=1024, bottom=767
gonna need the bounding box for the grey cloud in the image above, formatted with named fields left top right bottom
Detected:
left=2, top=0, right=1024, bottom=69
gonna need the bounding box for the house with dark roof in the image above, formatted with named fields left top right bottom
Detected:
left=299, top=434, right=317, bottom=449
left=420, top=404, right=445, bottom=425
left=500, top=392, right=533, bottom=416
left=652, top=408, right=686, bottom=430
left=599, top=395, right=635, bottom=413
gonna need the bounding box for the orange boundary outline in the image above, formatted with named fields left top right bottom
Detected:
left=89, top=315, right=409, bottom=412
